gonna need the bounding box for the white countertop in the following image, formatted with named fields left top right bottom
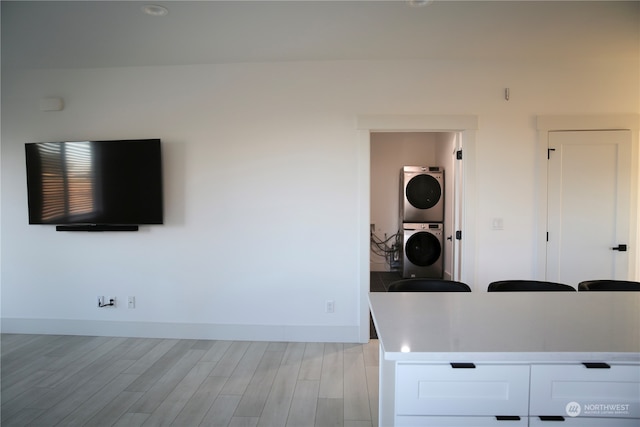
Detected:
left=369, top=291, right=640, bottom=362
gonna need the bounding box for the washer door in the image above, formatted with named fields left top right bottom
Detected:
left=406, top=174, right=442, bottom=210
left=405, top=231, right=442, bottom=267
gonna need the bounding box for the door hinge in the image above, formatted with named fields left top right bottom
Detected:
left=546, top=232, right=549, bottom=242
left=455, top=230, right=462, bottom=240
left=456, top=150, right=462, bottom=160
left=547, top=148, right=556, bottom=159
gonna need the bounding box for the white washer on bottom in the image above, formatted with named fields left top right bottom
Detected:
left=402, top=223, right=444, bottom=279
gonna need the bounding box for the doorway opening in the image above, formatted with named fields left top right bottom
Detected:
left=356, top=114, right=478, bottom=342
left=370, top=132, right=459, bottom=291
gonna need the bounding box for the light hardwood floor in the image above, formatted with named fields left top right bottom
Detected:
left=1, top=334, right=379, bottom=427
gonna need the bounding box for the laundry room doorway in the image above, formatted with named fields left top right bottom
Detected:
left=369, top=132, right=459, bottom=283
left=356, top=115, right=478, bottom=342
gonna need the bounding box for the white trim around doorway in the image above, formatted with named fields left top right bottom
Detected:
left=356, top=114, right=478, bottom=342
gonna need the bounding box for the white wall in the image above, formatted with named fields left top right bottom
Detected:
left=2, top=57, right=639, bottom=341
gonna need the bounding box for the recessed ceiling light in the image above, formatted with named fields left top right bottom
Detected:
left=142, top=4, right=168, bottom=16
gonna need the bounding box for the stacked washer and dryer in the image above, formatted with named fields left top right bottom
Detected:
left=400, top=166, right=445, bottom=278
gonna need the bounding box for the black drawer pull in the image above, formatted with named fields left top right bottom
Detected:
left=539, top=416, right=565, bottom=421
left=582, top=362, right=611, bottom=369
left=496, top=415, right=521, bottom=421
left=450, top=362, right=476, bottom=368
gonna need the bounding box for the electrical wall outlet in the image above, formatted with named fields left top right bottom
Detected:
left=325, top=300, right=335, bottom=313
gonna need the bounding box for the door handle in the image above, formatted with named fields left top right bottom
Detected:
left=611, top=244, right=627, bottom=252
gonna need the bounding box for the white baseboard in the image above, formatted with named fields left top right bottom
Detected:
left=1, top=318, right=365, bottom=343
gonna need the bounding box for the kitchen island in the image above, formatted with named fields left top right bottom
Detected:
left=369, top=291, right=640, bottom=426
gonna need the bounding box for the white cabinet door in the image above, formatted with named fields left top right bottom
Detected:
left=396, top=363, right=529, bottom=416
left=530, top=364, right=640, bottom=418
left=530, top=416, right=640, bottom=426
left=397, top=415, right=527, bottom=426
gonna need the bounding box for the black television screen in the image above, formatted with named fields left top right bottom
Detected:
left=25, top=139, right=163, bottom=226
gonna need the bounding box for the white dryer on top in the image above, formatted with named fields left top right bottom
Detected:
left=401, top=166, right=444, bottom=223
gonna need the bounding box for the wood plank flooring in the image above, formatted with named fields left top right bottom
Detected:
left=1, top=334, right=379, bottom=427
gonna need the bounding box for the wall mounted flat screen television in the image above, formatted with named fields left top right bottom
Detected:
left=25, top=138, right=163, bottom=231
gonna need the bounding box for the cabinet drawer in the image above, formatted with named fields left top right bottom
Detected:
left=396, top=363, right=529, bottom=416
left=530, top=364, right=640, bottom=418
left=396, top=415, right=527, bottom=426
left=530, top=416, right=640, bottom=426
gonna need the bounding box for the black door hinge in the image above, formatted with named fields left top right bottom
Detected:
left=456, top=230, right=462, bottom=240
left=456, top=150, right=462, bottom=160
left=547, top=148, right=556, bottom=159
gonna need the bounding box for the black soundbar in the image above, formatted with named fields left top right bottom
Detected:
left=56, top=225, right=139, bottom=232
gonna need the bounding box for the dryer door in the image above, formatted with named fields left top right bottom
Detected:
left=406, top=174, right=442, bottom=211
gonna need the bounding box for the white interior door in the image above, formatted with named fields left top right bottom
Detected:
left=546, top=130, right=631, bottom=285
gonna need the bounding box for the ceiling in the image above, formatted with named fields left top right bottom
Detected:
left=2, top=0, right=639, bottom=70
